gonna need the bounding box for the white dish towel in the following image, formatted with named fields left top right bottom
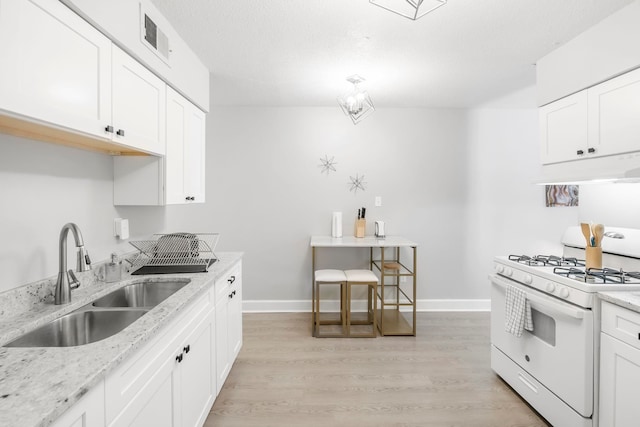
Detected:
left=505, top=285, right=534, bottom=337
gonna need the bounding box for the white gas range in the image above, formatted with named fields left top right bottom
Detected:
left=490, top=226, right=640, bottom=427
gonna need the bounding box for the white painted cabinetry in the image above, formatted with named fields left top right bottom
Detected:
left=165, top=87, right=206, bottom=204
left=540, top=68, right=640, bottom=165
left=215, top=262, right=243, bottom=393
left=0, top=0, right=112, bottom=139
left=113, top=87, right=205, bottom=206
left=0, top=0, right=166, bottom=155
left=60, top=0, right=210, bottom=112
left=50, top=382, right=105, bottom=427
left=587, top=67, right=640, bottom=159
left=539, top=91, right=589, bottom=165
left=599, top=301, right=640, bottom=427
left=111, top=45, right=166, bottom=156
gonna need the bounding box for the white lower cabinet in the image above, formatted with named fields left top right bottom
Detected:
left=105, top=294, right=214, bottom=427
left=50, top=259, right=243, bottom=427
left=51, top=381, right=105, bottom=427
left=215, top=262, right=243, bottom=394
left=599, top=301, right=640, bottom=427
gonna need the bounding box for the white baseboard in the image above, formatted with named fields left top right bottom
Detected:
left=243, top=299, right=491, bottom=313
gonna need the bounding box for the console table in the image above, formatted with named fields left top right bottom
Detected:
left=310, top=236, right=418, bottom=336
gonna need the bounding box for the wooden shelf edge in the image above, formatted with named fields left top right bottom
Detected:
left=0, top=113, right=150, bottom=156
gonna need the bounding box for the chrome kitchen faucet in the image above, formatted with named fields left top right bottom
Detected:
left=54, top=223, right=91, bottom=305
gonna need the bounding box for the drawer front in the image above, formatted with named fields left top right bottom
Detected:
left=215, top=262, right=241, bottom=303
left=601, top=301, right=640, bottom=351
left=105, top=294, right=211, bottom=424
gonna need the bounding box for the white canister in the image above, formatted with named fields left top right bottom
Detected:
left=331, top=212, right=343, bottom=238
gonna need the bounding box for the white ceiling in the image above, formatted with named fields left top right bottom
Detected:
left=151, top=0, right=634, bottom=108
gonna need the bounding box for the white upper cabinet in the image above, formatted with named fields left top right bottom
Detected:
left=0, top=0, right=166, bottom=155
left=588, top=67, right=640, bottom=158
left=0, top=0, right=111, bottom=138
left=113, top=87, right=205, bottom=206
left=112, top=45, right=166, bottom=156
left=540, top=67, right=640, bottom=165
left=539, top=91, right=589, bottom=165
left=165, top=87, right=205, bottom=204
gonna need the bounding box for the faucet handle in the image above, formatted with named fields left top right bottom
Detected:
left=68, top=270, right=81, bottom=290
left=77, top=246, right=92, bottom=272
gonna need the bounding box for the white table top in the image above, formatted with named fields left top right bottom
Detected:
left=310, top=235, right=418, bottom=248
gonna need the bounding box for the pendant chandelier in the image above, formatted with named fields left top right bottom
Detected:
left=369, top=0, right=447, bottom=20
left=337, top=75, right=375, bottom=125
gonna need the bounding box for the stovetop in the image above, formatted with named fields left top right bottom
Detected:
left=493, top=254, right=640, bottom=308
left=507, top=254, right=640, bottom=285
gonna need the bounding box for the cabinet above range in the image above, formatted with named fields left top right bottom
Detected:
left=539, top=67, right=640, bottom=166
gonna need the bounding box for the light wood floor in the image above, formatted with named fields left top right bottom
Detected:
left=204, top=312, right=550, bottom=427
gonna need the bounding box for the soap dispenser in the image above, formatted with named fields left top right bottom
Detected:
left=104, top=253, right=122, bottom=283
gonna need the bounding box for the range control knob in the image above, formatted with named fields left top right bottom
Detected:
left=559, top=287, right=570, bottom=299
left=546, top=282, right=556, bottom=293
left=495, top=264, right=504, bottom=274
left=504, top=267, right=513, bottom=277
left=523, top=275, right=533, bottom=284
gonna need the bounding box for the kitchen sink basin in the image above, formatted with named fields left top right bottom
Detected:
left=3, top=309, right=148, bottom=348
left=92, top=280, right=190, bottom=308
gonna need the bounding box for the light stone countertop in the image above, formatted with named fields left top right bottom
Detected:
left=598, top=290, right=640, bottom=313
left=0, top=252, right=243, bottom=427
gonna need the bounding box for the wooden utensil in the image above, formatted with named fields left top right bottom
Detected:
left=581, top=223, right=592, bottom=246
left=593, top=224, right=605, bottom=247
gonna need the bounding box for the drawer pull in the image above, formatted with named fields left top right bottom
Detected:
left=184, top=345, right=190, bottom=354
left=175, top=353, right=183, bottom=363
left=228, top=276, right=236, bottom=284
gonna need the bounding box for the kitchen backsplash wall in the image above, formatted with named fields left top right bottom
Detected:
left=0, top=134, right=168, bottom=293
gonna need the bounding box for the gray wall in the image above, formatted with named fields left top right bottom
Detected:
left=1, top=83, right=630, bottom=307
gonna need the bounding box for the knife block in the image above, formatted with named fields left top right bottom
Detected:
left=355, top=219, right=366, bottom=238
left=586, top=246, right=602, bottom=270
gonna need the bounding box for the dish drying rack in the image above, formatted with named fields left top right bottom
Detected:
left=127, top=233, right=219, bottom=275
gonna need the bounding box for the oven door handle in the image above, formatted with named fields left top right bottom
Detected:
left=490, top=274, right=585, bottom=320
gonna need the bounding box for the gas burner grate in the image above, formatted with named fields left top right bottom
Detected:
left=553, top=266, right=640, bottom=284
left=508, top=255, right=544, bottom=266
left=509, top=254, right=585, bottom=267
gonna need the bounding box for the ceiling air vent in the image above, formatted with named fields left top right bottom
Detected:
left=141, top=9, right=170, bottom=64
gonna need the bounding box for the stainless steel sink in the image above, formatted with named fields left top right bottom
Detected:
left=3, top=279, right=191, bottom=348
left=4, top=309, right=148, bottom=347
left=92, top=280, right=190, bottom=308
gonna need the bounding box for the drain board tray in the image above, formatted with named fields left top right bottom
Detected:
left=128, top=233, right=219, bottom=275
left=132, top=258, right=217, bottom=275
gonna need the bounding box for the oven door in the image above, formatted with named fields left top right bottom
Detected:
left=490, top=274, right=594, bottom=417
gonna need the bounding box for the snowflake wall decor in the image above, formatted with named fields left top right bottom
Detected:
left=348, top=173, right=367, bottom=194
left=319, top=155, right=337, bottom=175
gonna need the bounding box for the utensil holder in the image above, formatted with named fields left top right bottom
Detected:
left=585, top=246, right=602, bottom=270
left=355, top=219, right=366, bottom=238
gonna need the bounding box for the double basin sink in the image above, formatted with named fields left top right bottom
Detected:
left=4, top=279, right=190, bottom=348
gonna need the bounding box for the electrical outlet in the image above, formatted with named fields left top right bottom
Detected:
left=375, top=196, right=382, bottom=207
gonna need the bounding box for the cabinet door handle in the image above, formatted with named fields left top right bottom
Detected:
left=105, top=125, right=114, bottom=133
left=576, top=150, right=584, bottom=155
left=184, top=344, right=190, bottom=354
left=116, top=129, right=125, bottom=137
left=175, top=353, right=183, bottom=363
left=228, top=276, right=236, bottom=284
left=587, top=147, right=596, bottom=154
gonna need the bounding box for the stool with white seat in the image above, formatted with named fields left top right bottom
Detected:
left=344, top=269, right=379, bottom=338
left=314, top=269, right=347, bottom=337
